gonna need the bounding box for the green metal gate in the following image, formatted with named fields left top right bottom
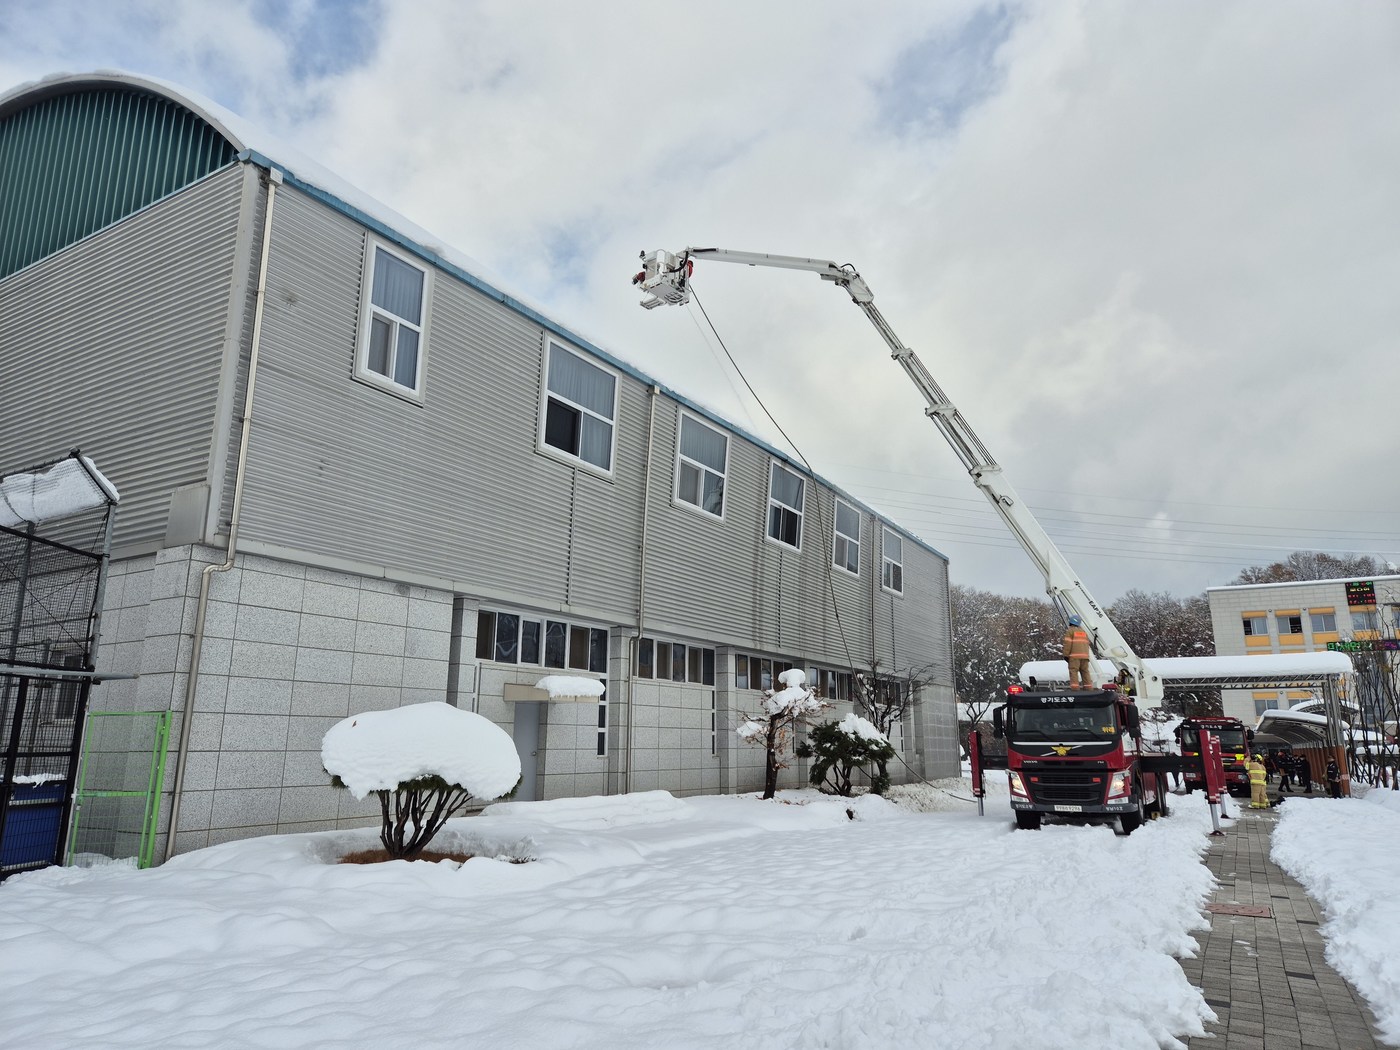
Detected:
left=67, top=710, right=170, bottom=869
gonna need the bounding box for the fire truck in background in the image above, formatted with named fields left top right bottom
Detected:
left=1176, top=716, right=1252, bottom=797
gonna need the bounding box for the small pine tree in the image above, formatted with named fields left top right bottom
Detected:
left=798, top=714, right=896, bottom=797
left=738, top=669, right=829, bottom=799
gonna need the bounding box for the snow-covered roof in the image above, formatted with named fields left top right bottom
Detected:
left=1021, top=651, right=1354, bottom=686
left=0, top=453, right=119, bottom=528
left=1258, top=707, right=1328, bottom=726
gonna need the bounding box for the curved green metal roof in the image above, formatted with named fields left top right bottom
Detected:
left=0, top=79, right=237, bottom=279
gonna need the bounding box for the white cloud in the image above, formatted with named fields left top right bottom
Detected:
left=3, top=0, right=1397, bottom=601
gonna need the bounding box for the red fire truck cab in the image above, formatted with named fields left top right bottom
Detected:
left=1176, top=716, right=1252, bottom=797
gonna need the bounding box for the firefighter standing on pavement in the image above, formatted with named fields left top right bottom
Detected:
left=1246, top=753, right=1270, bottom=809
left=1062, top=616, right=1095, bottom=690
left=1326, top=758, right=1344, bottom=798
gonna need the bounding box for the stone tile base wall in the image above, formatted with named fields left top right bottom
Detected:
left=91, top=545, right=455, bottom=857
left=85, top=548, right=960, bottom=862
left=624, top=679, right=724, bottom=795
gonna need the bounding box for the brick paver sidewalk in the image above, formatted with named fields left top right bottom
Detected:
left=1178, top=801, right=1386, bottom=1049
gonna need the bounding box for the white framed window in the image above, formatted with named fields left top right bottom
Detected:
left=1352, top=610, right=1379, bottom=632
left=635, top=637, right=715, bottom=685
left=356, top=237, right=430, bottom=400
left=475, top=610, right=607, bottom=673
left=1277, top=613, right=1302, bottom=636
left=881, top=528, right=904, bottom=594
left=1242, top=615, right=1267, bottom=637
left=832, top=499, right=860, bottom=575
left=540, top=340, right=618, bottom=474
left=1309, top=610, right=1337, bottom=633
left=767, top=462, right=805, bottom=549
left=675, top=411, right=728, bottom=519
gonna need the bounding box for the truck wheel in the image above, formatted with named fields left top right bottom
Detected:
left=1015, top=811, right=1041, bottom=830
left=1120, top=797, right=1144, bottom=835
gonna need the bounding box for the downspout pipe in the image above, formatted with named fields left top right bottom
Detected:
left=164, top=167, right=281, bottom=862
left=627, top=384, right=660, bottom=794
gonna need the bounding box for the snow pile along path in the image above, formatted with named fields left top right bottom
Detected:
left=0, top=791, right=1218, bottom=1049
left=1271, top=790, right=1400, bottom=1045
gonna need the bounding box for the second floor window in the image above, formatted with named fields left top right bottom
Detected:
left=1310, top=611, right=1337, bottom=633
left=833, top=500, right=860, bottom=575
left=1277, top=613, right=1302, bottom=635
left=1242, top=615, right=1267, bottom=637
left=882, top=529, right=904, bottom=594
left=675, top=412, right=727, bottom=518
left=357, top=240, right=428, bottom=398
left=767, top=463, right=804, bottom=549
left=542, top=341, right=617, bottom=472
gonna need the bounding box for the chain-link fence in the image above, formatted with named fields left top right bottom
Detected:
left=0, top=670, right=91, bottom=877
left=1, top=451, right=120, bottom=879
left=68, top=711, right=171, bottom=869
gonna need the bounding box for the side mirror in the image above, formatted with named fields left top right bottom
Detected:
left=1124, top=704, right=1140, bottom=734
left=992, top=706, right=1005, bottom=740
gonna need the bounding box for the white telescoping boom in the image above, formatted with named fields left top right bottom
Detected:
left=634, top=247, right=1164, bottom=704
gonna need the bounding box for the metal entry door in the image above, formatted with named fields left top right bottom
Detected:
left=512, top=701, right=541, bottom=802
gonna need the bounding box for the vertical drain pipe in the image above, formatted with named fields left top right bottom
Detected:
left=627, top=385, right=660, bottom=794
left=164, top=167, right=281, bottom=861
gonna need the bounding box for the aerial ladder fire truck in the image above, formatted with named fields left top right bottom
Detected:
left=634, top=248, right=1228, bottom=833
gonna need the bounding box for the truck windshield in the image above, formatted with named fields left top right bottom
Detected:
left=1011, top=704, right=1118, bottom=740
left=1215, top=729, right=1246, bottom=753
left=1181, top=726, right=1247, bottom=753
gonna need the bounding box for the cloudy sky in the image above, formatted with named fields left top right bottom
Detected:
left=4, top=1, right=1397, bottom=602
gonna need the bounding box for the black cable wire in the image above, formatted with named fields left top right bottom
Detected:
left=686, top=286, right=990, bottom=800
left=689, top=287, right=858, bottom=673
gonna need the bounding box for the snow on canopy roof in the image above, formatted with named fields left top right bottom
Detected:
left=1258, top=707, right=1328, bottom=726
left=0, top=70, right=945, bottom=566
left=1020, top=651, right=1354, bottom=685
left=0, top=453, right=119, bottom=528
left=534, top=675, right=605, bottom=699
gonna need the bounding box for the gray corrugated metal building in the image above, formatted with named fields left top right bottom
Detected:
left=0, top=72, right=957, bottom=859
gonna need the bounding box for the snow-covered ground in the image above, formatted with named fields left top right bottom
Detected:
left=0, top=779, right=1394, bottom=1049
left=1272, top=786, right=1400, bottom=1046
left=0, top=780, right=1208, bottom=1049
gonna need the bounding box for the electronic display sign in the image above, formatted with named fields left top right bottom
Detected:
left=1345, top=580, right=1376, bottom=607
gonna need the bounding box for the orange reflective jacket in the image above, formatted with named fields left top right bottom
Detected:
left=1063, top=629, right=1092, bottom=659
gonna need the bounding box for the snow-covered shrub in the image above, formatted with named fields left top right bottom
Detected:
left=322, top=702, right=522, bottom=859
left=798, top=713, right=896, bottom=796
left=738, top=668, right=829, bottom=799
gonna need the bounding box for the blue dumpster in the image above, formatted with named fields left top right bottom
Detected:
left=1, top=781, right=67, bottom=869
